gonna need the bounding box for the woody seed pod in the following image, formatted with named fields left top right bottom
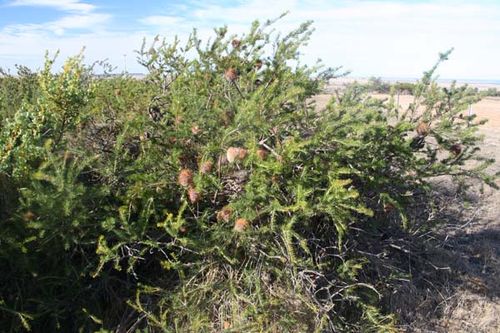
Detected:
left=256, top=148, right=268, bottom=160
left=191, top=125, right=201, bottom=135
left=226, top=147, right=247, bottom=163
left=255, top=59, right=263, bottom=70
left=199, top=160, right=213, bottom=174
left=383, top=203, right=395, bottom=213
left=237, top=148, right=248, bottom=160
left=217, top=206, right=233, bottom=222
left=224, top=68, right=238, bottom=82
left=188, top=186, right=200, bottom=204
left=450, top=143, right=462, bottom=156
left=416, top=122, right=430, bottom=136
left=231, top=39, right=241, bottom=48
left=23, top=211, right=36, bottom=222
left=178, top=169, right=194, bottom=187
left=233, top=218, right=249, bottom=232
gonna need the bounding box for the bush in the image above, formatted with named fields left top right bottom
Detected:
left=393, top=82, right=417, bottom=95
left=482, top=87, right=500, bottom=97
left=0, top=17, right=496, bottom=332
left=367, top=76, right=391, bottom=93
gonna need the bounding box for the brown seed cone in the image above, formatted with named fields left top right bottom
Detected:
left=233, top=218, right=249, bottom=232
left=231, top=39, right=241, bottom=48
left=227, top=147, right=249, bottom=163
left=255, top=59, right=263, bottom=70
left=191, top=125, right=201, bottom=135
left=188, top=186, right=200, bottom=204
left=383, top=203, right=395, bottom=213
left=224, top=68, right=238, bottom=82
left=199, top=160, right=213, bottom=174
left=416, top=122, right=430, bottom=136
left=450, top=143, right=462, bottom=156
left=256, top=148, right=268, bottom=160
left=237, top=148, right=248, bottom=160
left=217, top=206, right=233, bottom=222
left=178, top=169, right=194, bottom=187
left=226, top=147, right=239, bottom=163
left=23, top=211, right=36, bottom=222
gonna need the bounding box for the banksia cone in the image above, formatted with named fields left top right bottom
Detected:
left=233, top=218, right=249, bottom=232
left=238, top=148, right=248, bottom=160
left=188, top=186, right=200, bottom=204
left=416, top=122, right=430, bottom=136
left=191, top=125, right=201, bottom=135
left=226, top=147, right=240, bottom=163
left=23, top=211, right=36, bottom=222
left=178, top=169, right=194, bottom=187
left=450, top=143, right=462, bottom=156
left=224, top=68, right=238, bottom=82
left=383, top=203, right=395, bottom=213
left=199, top=160, right=213, bottom=174
left=256, top=148, right=268, bottom=160
left=217, top=206, right=232, bottom=222
left=255, top=59, right=263, bottom=70
left=226, top=147, right=247, bottom=163
left=231, top=39, right=241, bottom=48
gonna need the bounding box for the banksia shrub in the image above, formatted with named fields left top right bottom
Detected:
left=0, top=14, right=496, bottom=333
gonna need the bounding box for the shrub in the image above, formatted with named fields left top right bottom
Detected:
left=0, top=17, right=496, bottom=332
left=367, top=76, right=391, bottom=93
left=482, top=87, right=500, bottom=97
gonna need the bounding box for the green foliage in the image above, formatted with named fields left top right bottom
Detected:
left=0, top=16, right=496, bottom=332
left=367, top=76, right=391, bottom=93
left=481, top=87, right=500, bottom=97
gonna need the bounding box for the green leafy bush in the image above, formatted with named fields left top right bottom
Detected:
left=0, top=17, right=496, bottom=332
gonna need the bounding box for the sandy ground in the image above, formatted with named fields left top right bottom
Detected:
left=314, top=89, right=500, bottom=332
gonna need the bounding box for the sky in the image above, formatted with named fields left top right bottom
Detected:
left=0, top=0, right=499, bottom=80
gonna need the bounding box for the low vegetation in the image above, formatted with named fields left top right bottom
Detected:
left=0, top=17, right=497, bottom=332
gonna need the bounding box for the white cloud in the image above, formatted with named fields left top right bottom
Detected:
left=8, top=0, right=95, bottom=14
left=3, top=0, right=110, bottom=36
left=3, top=13, right=111, bottom=36
left=140, top=15, right=183, bottom=26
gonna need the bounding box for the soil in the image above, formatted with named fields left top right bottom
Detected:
left=314, top=91, right=500, bottom=332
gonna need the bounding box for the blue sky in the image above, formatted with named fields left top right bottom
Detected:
left=0, top=0, right=499, bottom=79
